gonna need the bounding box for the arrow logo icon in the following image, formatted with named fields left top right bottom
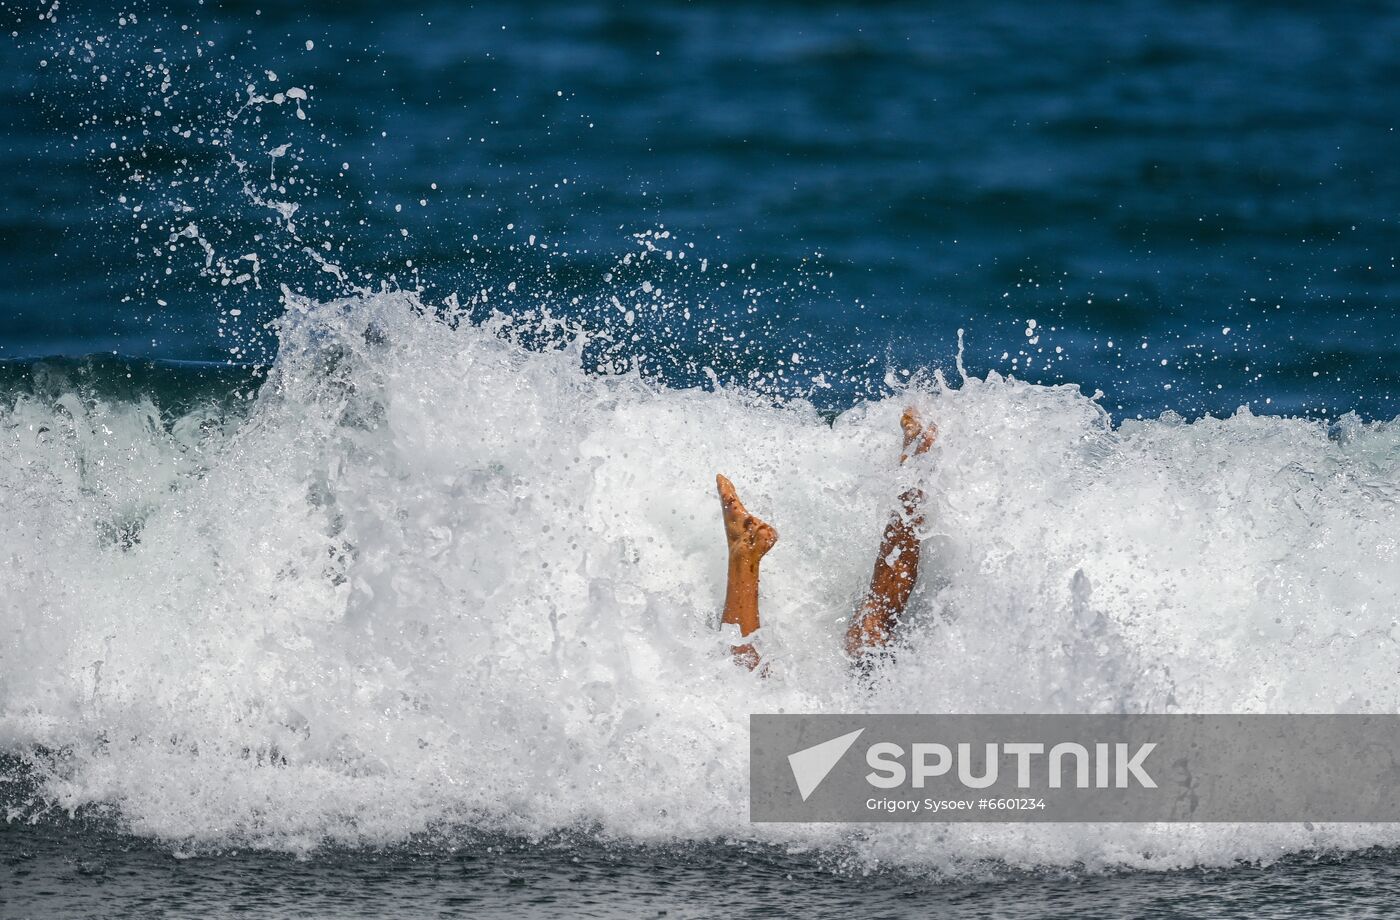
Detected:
left=788, top=728, right=864, bottom=801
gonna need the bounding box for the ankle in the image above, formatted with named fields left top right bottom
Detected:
left=728, top=549, right=763, bottom=571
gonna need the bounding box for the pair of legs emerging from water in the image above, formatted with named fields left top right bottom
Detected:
left=717, top=408, right=938, bottom=670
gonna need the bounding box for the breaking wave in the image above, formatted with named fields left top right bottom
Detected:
left=3, top=290, right=1400, bottom=872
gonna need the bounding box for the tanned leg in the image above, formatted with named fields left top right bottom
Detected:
left=716, top=474, right=779, bottom=670
left=845, top=408, right=938, bottom=660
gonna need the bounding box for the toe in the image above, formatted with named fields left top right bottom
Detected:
left=901, top=408, right=921, bottom=444
left=717, top=474, right=741, bottom=509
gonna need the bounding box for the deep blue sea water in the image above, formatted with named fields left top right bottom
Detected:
left=3, top=0, right=1398, bottom=417
left=4, top=2, right=1400, bottom=917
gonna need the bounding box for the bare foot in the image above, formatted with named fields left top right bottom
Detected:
left=896, top=407, right=937, bottom=521
left=899, top=407, right=938, bottom=464
left=716, top=474, right=778, bottom=561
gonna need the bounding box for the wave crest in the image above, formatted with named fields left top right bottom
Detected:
left=3, top=290, right=1400, bottom=868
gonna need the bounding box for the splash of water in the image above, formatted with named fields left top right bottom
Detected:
left=3, top=290, right=1399, bottom=871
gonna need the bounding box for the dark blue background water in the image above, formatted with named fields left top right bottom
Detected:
left=3, top=0, right=1399, bottom=418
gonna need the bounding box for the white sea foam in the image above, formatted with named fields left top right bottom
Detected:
left=3, top=290, right=1400, bottom=870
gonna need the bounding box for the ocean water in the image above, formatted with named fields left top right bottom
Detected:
left=3, top=1, right=1400, bottom=916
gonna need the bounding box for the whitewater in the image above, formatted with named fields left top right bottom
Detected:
left=3, top=290, right=1399, bottom=874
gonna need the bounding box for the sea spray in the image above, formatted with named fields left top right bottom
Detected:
left=3, top=290, right=1400, bottom=871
